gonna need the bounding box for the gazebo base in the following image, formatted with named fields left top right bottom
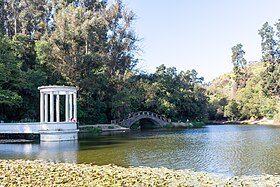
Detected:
left=39, top=130, right=79, bottom=142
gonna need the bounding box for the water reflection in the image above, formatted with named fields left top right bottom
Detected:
left=38, top=141, right=78, bottom=163
left=77, top=126, right=280, bottom=176
left=0, top=141, right=78, bottom=163
left=2, top=125, right=280, bottom=176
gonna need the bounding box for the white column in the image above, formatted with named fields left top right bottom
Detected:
left=69, top=94, right=73, bottom=120
left=40, top=92, right=44, bottom=122
left=73, top=92, right=77, bottom=121
left=44, top=94, right=48, bottom=122
left=50, top=91, right=54, bottom=122
left=56, top=95, right=60, bottom=122
left=65, top=91, right=69, bottom=122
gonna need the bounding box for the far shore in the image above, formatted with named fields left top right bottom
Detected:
left=208, top=118, right=280, bottom=126
left=79, top=119, right=280, bottom=133
left=79, top=121, right=205, bottom=133
left=79, top=124, right=129, bottom=132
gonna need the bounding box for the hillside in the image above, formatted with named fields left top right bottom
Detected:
left=208, top=62, right=263, bottom=97
left=207, top=62, right=280, bottom=122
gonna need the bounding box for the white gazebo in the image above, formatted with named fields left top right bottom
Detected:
left=38, top=86, right=78, bottom=123
left=37, top=85, right=79, bottom=141
left=0, top=85, right=79, bottom=142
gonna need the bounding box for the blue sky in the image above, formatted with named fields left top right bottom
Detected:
left=122, top=0, right=280, bottom=82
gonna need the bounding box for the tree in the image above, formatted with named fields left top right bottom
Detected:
left=231, top=43, right=248, bottom=88
left=237, top=76, right=277, bottom=119
left=0, top=0, right=51, bottom=38
left=105, top=0, right=139, bottom=76
left=34, top=0, right=141, bottom=123
left=0, top=0, right=6, bottom=35
left=259, top=22, right=280, bottom=96
left=0, top=35, right=22, bottom=121
left=224, top=100, right=240, bottom=120
left=136, top=64, right=208, bottom=121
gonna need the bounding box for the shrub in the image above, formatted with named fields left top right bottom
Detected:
left=273, top=112, right=280, bottom=123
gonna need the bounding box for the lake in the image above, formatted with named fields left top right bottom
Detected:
left=1, top=124, right=280, bottom=176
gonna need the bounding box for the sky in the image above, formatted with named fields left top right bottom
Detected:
left=121, top=0, right=280, bottom=82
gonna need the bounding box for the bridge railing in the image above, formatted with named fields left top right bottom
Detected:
left=111, top=111, right=170, bottom=125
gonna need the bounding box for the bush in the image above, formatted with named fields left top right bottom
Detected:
left=79, top=126, right=102, bottom=134
left=273, top=112, right=280, bottom=123
left=191, top=121, right=205, bottom=128
left=164, top=123, right=175, bottom=128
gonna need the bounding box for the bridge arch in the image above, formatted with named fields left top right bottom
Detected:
left=112, top=111, right=170, bottom=129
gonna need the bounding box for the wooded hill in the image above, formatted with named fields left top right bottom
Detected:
left=208, top=20, right=280, bottom=122
left=207, top=62, right=279, bottom=122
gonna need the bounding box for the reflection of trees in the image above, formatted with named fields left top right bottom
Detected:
left=39, top=141, right=78, bottom=163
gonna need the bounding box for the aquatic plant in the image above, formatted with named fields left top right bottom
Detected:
left=0, top=159, right=280, bottom=186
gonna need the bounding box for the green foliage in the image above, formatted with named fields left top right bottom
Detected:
left=273, top=99, right=280, bottom=123
left=237, top=68, right=277, bottom=120
left=111, top=88, right=136, bottom=119
left=110, top=64, right=209, bottom=121
left=191, top=121, right=205, bottom=128
left=207, top=74, right=232, bottom=120
left=79, top=126, right=102, bottom=134
left=259, top=22, right=280, bottom=96
left=231, top=43, right=248, bottom=88
left=0, top=89, right=22, bottom=106
left=0, top=35, right=23, bottom=120
left=273, top=110, right=280, bottom=123
left=209, top=61, right=278, bottom=121
left=164, top=123, right=175, bottom=128
left=224, top=100, right=240, bottom=120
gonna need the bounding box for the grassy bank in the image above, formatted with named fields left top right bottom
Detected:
left=165, top=121, right=205, bottom=129
left=79, top=124, right=129, bottom=133
left=1, top=159, right=279, bottom=186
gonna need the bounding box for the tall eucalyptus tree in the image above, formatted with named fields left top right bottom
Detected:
left=259, top=22, right=280, bottom=96
left=231, top=43, right=247, bottom=88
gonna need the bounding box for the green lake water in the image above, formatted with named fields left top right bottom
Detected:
left=1, top=124, right=280, bottom=176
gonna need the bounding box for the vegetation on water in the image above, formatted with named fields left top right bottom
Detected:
left=0, top=0, right=280, bottom=125
left=1, top=159, right=280, bottom=186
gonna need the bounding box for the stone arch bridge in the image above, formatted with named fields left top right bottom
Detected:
left=111, top=111, right=171, bottom=129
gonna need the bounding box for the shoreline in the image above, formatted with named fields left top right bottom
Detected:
left=0, top=159, right=279, bottom=186
left=79, top=124, right=129, bottom=133
left=0, top=139, right=35, bottom=143
left=207, top=119, right=280, bottom=126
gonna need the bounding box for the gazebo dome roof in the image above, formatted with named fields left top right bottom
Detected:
left=38, top=85, right=78, bottom=95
